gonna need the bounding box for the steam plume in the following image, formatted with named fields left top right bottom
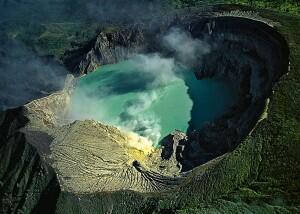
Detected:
left=69, top=28, right=211, bottom=145
left=0, top=39, right=67, bottom=110
left=163, top=27, right=211, bottom=67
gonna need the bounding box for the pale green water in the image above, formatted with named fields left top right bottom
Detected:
left=69, top=60, right=237, bottom=145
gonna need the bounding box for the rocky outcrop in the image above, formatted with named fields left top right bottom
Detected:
left=161, top=131, right=187, bottom=171
left=77, top=28, right=146, bottom=75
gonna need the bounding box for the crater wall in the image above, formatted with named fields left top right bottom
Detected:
left=70, top=16, right=289, bottom=170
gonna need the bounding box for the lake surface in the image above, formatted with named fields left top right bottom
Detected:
left=69, top=60, right=237, bottom=145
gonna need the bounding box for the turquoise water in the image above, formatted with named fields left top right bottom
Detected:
left=69, top=60, right=237, bottom=144
left=184, top=74, right=237, bottom=130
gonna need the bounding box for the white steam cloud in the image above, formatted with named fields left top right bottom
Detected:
left=69, top=53, right=178, bottom=144
left=163, top=27, right=211, bottom=67
left=69, top=28, right=210, bottom=145
left=0, top=39, right=67, bottom=110
left=129, top=53, right=178, bottom=87
left=118, top=91, right=161, bottom=143
left=117, top=54, right=178, bottom=143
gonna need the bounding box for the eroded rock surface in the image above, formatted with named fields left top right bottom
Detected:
left=77, top=28, right=146, bottom=75
left=49, top=120, right=183, bottom=193
left=0, top=108, right=60, bottom=213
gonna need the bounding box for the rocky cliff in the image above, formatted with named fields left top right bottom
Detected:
left=0, top=108, right=60, bottom=214
left=182, top=16, right=289, bottom=169
left=78, top=28, right=146, bottom=75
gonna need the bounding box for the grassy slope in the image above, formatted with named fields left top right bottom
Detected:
left=0, top=21, right=100, bottom=60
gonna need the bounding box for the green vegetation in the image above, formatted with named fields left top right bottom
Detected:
left=0, top=21, right=100, bottom=59
left=169, top=0, right=300, bottom=15
left=2, top=0, right=297, bottom=62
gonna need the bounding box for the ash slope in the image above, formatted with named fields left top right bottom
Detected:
left=1, top=6, right=299, bottom=214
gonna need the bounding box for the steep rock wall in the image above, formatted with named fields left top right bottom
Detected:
left=0, top=108, right=60, bottom=214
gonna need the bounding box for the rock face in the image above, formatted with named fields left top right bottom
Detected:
left=0, top=108, right=60, bottom=213
left=161, top=131, right=187, bottom=171
left=180, top=17, right=289, bottom=170
left=77, top=28, right=146, bottom=75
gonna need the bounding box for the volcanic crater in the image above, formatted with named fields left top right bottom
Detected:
left=6, top=14, right=289, bottom=195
